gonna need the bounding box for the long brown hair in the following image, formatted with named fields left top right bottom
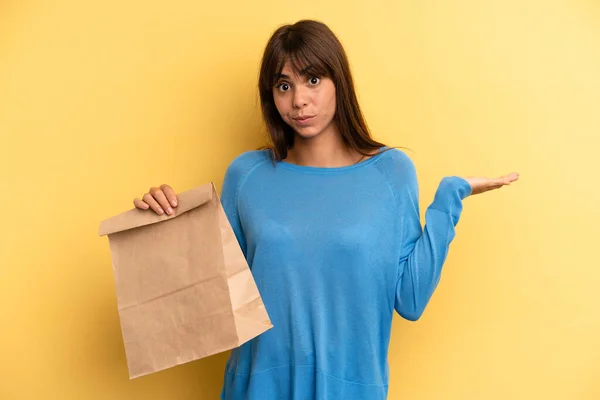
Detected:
left=258, top=20, right=387, bottom=161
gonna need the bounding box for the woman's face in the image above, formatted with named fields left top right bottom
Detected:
left=273, top=61, right=337, bottom=140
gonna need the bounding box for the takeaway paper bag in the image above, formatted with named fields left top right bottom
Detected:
left=98, top=182, right=272, bottom=379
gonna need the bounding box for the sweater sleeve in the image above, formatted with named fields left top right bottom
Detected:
left=384, top=151, right=472, bottom=321
left=220, top=160, right=247, bottom=257
left=219, top=150, right=270, bottom=258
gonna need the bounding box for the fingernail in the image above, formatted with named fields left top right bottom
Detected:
left=167, top=207, right=173, bottom=215
left=171, top=200, right=177, bottom=207
left=158, top=208, right=164, bottom=215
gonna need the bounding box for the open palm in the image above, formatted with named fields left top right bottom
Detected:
left=463, top=173, right=519, bottom=195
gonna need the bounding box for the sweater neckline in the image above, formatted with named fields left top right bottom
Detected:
left=276, top=146, right=389, bottom=174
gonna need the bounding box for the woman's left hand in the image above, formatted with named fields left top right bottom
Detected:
left=462, top=172, right=519, bottom=196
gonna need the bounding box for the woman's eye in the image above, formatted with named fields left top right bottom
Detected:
left=277, top=83, right=290, bottom=92
left=309, top=77, right=320, bottom=85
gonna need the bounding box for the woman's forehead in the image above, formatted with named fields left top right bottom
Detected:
left=279, top=61, right=309, bottom=76
left=277, top=58, right=326, bottom=78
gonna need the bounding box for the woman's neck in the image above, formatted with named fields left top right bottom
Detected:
left=285, top=129, right=366, bottom=168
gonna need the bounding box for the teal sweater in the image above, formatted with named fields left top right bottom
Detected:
left=219, top=147, right=472, bottom=399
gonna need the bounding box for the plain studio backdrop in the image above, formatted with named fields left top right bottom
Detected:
left=1, top=1, right=598, bottom=399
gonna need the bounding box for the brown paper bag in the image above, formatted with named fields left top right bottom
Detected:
left=98, top=182, right=272, bottom=379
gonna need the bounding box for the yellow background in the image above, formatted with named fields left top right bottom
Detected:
left=1, top=0, right=599, bottom=399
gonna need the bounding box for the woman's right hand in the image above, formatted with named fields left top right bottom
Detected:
left=134, top=184, right=178, bottom=216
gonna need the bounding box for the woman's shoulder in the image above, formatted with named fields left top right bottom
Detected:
left=371, top=147, right=419, bottom=198
left=224, top=149, right=272, bottom=181
left=374, top=147, right=417, bottom=175
left=228, top=148, right=271, bottom=166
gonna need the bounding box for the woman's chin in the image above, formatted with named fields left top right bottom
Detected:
left=293, top=126, right=323, bottom=140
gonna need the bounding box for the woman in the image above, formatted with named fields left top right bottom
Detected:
left=133, top=19, right=518, bottom=400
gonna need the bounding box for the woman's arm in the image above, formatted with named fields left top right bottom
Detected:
left=390, top=151, right=518, bottom=321
left=394, top=170, right=471, bottom=321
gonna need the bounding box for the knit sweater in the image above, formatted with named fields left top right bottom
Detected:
left=218, top=147, right=472, bottom=399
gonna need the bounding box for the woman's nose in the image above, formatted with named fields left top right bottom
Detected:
left=292, top=87, right=309, bottom=109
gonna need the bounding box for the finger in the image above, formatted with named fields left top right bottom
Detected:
left=491, top=179, right=509, bottom=187
left=133, top=198, right=150, bottom=210
left=160, top=184, right=178, bottom=207
left=143, top=193, right=165, bottom=215
left=490, top=176, right=514, bottom=187
left=500, top=172, right=519, bottom=184
left=149, top=187, right=174, bottom=215
left=481, top=180, right=506, bottom=192
left=506, top=172, right=519, bottom=182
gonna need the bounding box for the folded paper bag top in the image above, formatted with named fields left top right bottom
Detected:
left=98, top=184, right=213, bottom=236
left=99, top=182, right=273, bottom=379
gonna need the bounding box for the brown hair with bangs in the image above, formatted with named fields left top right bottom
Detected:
left=258, top=19, right=387, bottom=161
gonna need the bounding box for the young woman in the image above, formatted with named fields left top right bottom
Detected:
left=133, top=19, right=518, bottom=400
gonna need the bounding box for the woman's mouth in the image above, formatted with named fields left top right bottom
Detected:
left=293, top=115, right=315, bottom=124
